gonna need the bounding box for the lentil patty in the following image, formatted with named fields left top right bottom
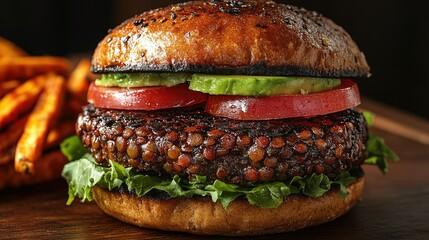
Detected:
left=77, top=104, right=368, bottom=185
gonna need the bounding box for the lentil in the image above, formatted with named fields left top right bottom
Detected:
left=220, top=134, right=235, bottom=150
left=204, top=137, right=216, bottom=146
left=270, top=137, right=285, bottom=148
left=255, top=136, right=269, bottom=148
left=167, top=145, right=180, bottom=160
left=203, top=146, right=216, bottom=160
left=244, top=167, right=258, bottom=182
left=216, top=167, right=227, bottom=179
left=264, top=157, right=277, bottom=167
left=126, top=140, right=139, bottom=159
left=258, top=167, right=273, bottom=181
left=187, top=133, right=203, bottom=147
left=237, top=135, right=252, bottom=146
left=248, top=146, right=265, bottom=162
left=177, top=154, right=191, bottom=167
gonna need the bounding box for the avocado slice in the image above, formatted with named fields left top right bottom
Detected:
left=95, top=73, right=192, bottom=87
left=189, top=74, right=341, bottom=96
left=95, top=73, right=341, bottom=97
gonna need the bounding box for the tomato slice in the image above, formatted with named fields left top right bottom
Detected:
left=205, top=79, right=361, bottom=120
left=88, top=83, right=208, bottom=110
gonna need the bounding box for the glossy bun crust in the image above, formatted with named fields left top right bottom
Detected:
left=92, top=0, right=370, bottom=77
left=92, top=177, right=364, bottom=236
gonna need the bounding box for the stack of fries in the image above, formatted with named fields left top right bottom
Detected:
left=0, top=37, right=90, bottom=189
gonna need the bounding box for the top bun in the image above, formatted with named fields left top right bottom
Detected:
left=92, top=0, right=370, bottom=77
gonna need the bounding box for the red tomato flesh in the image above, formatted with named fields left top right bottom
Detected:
left=88, top=83, right=208, bottom=110
left=205, top=79, right=361, bottom=120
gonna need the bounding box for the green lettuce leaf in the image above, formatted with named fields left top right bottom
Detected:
left=365, top=133, right=400, bottom=173
left=205, top=180, right=243, bottom=207
left=61, top=154, right=358, bottom=208
left=149, top=175, right=208, bottom=198
left=126, top=173, right=162, bottom=196
left=302, top=174, right=330, bottom=197
left=60, top=135, right=87, bottom=161
left=362, top=111, right=400, bottom=174
left=333, top=172, right=357, bottom=197
left=246, top=182, right=290, bottom=208
left=61, top=154, right=105, bottom=205
left=98, top=161, right=127, bottom=191
left=363, top=111, right=375, bottom=127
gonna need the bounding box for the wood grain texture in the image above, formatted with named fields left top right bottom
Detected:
left=361, top=98, right=429, bottom=146
left=1, top=100, right=429, bottom=239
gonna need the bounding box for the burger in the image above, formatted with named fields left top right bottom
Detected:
left=61, top=0, right=397, bottom=236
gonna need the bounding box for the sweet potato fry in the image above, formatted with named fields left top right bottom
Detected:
left=0, top=75, right=46, bottom=129
left=15, top=75, right=65, bottom=174
left=0, top=80, right=21, bottom=97
left=0, top=116, right=28, bottom=152
left=0, top=150, right=67, bottom=189
left=67, top=59, right=90, bottom=97
left=0, top=56, right=70, bottom=82
left=0, top=37, right=28, bottom=58
left=45, top=120, right=76, bottom=150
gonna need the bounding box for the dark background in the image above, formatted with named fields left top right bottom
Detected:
left=1, top=0, right=428, bottom=119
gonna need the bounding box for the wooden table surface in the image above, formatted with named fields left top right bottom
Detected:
left=1, top=99, right=429, bottom=240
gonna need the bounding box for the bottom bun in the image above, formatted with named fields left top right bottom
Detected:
left=93, top=177, right=364, bottom=236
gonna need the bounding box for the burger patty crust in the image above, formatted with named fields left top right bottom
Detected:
left=77, top=104, right=368, bottom=185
